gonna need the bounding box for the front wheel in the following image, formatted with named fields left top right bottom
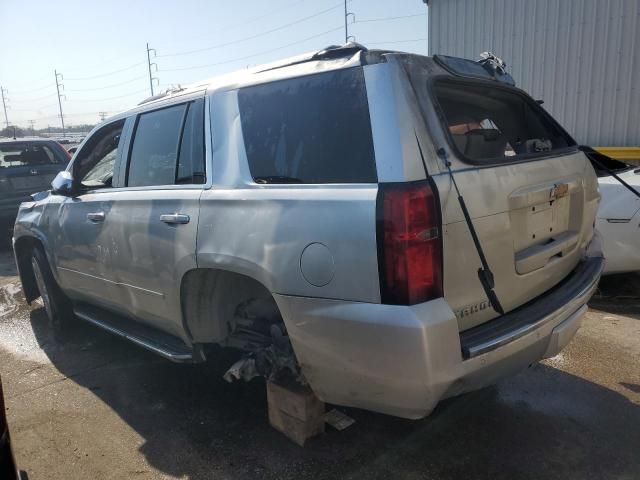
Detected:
left=30, top=247, right=74, bottom=331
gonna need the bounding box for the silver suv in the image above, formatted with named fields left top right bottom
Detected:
left=12, top=45, right=604, bottom=419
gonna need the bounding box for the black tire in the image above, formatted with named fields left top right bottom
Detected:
left=30, top=247, right=74, bottom=331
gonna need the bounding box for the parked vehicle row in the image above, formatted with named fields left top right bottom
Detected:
left=0, top=138, right=70, bottom=229
left=10, top=45, right=607, bottom=419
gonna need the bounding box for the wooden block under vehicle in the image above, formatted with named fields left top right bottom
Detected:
left=267, top=380, right=325, bottom=446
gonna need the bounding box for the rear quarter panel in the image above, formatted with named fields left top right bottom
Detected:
left=197, top=89, right=381, bottom=303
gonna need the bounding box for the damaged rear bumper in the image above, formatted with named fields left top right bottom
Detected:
left=274, top=256, right=604, bottom=419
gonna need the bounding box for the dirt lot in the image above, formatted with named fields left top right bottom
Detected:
left=0, top=247, right=638, bottom=480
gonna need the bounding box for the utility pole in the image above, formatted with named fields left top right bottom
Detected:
left=28, top=120, right=35, bottom=135
left=344, top=0, right=348, bottom=43
left=54, top=69, right=66, bottom=137
left=0, top=87, right=9, bottom=128
left=344, top=1, right=355, bottom=43
left=146, top=43, right=159, bottom=96
left=98, top=111, right=107, bottom=122
left=423, top=0, right=428, bottom=54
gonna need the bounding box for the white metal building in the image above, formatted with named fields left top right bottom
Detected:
left=426, top=0, right=640, bottom=151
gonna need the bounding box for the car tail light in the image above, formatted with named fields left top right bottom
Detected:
left=377, top=180, right=443, bottom=305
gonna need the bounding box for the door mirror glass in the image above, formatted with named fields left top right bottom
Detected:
left=51, top=170, right=74, bottom=195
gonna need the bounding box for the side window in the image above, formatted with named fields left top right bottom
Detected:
left=127, top=104, right=187, bottom=187
left=74, top=120, right=125, bottom=189
left=237, top=67, right=377, bottom=184
left=176, top=99, right=205, bottom=184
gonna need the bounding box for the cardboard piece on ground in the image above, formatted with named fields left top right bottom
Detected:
left=267, top=379, right=325, bottom=446
left=324, top=408, right=356, bottom=431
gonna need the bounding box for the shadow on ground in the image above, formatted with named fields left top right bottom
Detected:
left=590, top=271, right=640, bottom=315
left=1, top=242, right=638, bottom=479
left=25, top=302, right=640, bottom=480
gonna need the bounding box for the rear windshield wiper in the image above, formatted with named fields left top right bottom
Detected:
left=438, top=148, right=505, bottom=315
left=254, top=175, right=304, bottom=184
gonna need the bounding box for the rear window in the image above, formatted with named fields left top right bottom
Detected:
left=433, top=81, right=574, bottom=164
left=0, top=142, right=66, bottom=169
left=238, top=67, right=377, bottom=184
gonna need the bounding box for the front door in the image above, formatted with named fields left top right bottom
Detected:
left=54, top=119, right=127, bottom=310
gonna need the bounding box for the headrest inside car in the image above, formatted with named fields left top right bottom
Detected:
left=453, top=128, right=508, bottom=160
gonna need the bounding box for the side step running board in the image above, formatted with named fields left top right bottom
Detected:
left=74, top=303, right=204, bottom=363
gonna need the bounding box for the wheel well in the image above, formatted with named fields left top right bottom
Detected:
left=13, top=236, right=44, bottom=303
left=180, top=269, right=283, bottom=346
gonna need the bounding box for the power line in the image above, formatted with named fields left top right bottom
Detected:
left=65, top=74, right=148, bottom=93
left=355, top=12, right=426, bottom=24
left=159, top=25, right=343, bottom=73
left=64, top=61, right=146, bottom=81
left=367, top=37, right=427, bottom=45
left=9, top=93, right=58, bottom=103
left=6, top=83, right=56, bottom=95
left=65, top=88, right=149, bottom=102
left=9, top=103, right=59, bottom=112
left=157, top=1, right=346, bottom=59
left=163, top=0, right=310, bottom=47
left=15, top=111, right=109, bottom=121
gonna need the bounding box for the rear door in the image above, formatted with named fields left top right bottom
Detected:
left=406, top=63, right=599, bottom=331
left=105, top=97, right=206, bottom=338
left=0, top=141, right=68, bottom=220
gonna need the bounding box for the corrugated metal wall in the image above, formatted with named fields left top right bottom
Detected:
left=428, top=0, right=640, bottom=147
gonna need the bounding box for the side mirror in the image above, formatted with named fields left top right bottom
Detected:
left=51, top=171, right=75, bottom=196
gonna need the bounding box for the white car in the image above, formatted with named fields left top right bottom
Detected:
left=583, top=147, right=640, bottom=274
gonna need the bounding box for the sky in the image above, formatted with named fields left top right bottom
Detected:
left=0, top=0, right=428, bottom=130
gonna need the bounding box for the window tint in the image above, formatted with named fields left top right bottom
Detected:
left=238, top=67, right=377, bottom=184
left=177, top=99, right=205, bottom=184
left=75, top=120, right=124, bottom=189
left=128, top=104, right=186, bottom=187
left=433, top=81, right=573, bottom=164
left=0, top=143, right=64, bottom=169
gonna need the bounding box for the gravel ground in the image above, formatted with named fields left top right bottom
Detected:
left=0, top=248, right=638, bottom=479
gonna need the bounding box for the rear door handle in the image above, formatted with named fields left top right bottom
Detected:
left=160, top=213, right=190, bottom=225
left=87, top=212, right=105, bottom=222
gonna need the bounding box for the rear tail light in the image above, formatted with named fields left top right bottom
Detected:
left=377, top=180, right=443, bottom=305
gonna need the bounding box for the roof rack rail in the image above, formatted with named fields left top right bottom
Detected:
left=138, top=85, right=185, bottom=106
left=311, top=42, right=368, bottom=60
left=257, top=42, right=368, bottom=74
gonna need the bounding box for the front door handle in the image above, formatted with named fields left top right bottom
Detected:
left=160, top=213, right=190, bottom=225
left=87, top=212, right=105, bottom=222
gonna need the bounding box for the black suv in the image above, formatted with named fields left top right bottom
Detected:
left=0, top=138, right=70, bottom=229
